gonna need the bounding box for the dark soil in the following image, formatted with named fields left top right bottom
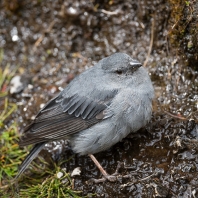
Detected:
left=0, top=0, right=198, bottom=197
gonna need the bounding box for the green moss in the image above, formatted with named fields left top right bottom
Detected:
left=168, top=0, right=198, bottom=67
left=0, top=64, right=85, bottom=197
left=18, top=163, right=83, bottom=198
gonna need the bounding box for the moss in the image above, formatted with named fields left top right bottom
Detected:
left=168, top=0, right=198, bottom=69
left=0, top=62, right=84, bottom=197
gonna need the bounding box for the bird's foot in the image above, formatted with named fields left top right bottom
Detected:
left=87, top=174, right=118, bottom=184
left=103, top=173, right=118, bottom=182
left=87, top=161, right=124, bottom=184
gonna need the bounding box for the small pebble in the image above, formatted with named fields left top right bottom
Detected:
left=71, top=167, right=81, bottom=177
left=57, top=171, right=64, bottom=178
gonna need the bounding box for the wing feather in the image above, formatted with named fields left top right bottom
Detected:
left=19, top=87, right=118, bottom=147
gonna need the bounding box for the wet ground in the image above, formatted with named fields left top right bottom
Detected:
left=1, top=0, right=198, bottom=197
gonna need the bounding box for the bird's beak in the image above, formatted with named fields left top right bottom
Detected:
left=129, top=60, right=142, bottom=68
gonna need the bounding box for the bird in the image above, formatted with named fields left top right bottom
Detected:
left=16, top=52, right=154, bottom=181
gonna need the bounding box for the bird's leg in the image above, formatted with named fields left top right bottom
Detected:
left=88, top=154, right=108, bottom=177
left=88, top=154, right=121, bottom=183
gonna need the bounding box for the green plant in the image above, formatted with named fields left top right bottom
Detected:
left=0, top=50, right=85, bottom=197
left=19, top=164, right=82, bottom=198
left=0, top=49, right=18, bottom=97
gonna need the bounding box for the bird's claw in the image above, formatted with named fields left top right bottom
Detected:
left=86, top=160, right=123, bottom=184
left=86, top=177, right=106, bottom=185
left=104, top=174, right=117, bottom=182
left=87, top=174, right=119, bottom=184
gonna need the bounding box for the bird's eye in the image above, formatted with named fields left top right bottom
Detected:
left=116, top=69, right=123, bottom=75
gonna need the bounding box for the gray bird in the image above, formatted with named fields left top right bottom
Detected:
left=16, top=53, right=154, bottom=181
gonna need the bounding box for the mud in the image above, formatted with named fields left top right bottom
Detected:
left=0, top=0, right=198, bottom=197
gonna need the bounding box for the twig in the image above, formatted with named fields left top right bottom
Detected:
left=120, top=172, right=157, bottom=189
left=101, top=9, right=120, bottom=15
left=164, top=110, right=187, bottom=120
left=71, top=178, right=74, bottom=189
left=33, top=20, right=56, bottom=51
left=143, top=18, right=155, bottom=67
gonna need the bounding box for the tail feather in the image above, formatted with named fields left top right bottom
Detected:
left=15, top=142, right=45, bottom=179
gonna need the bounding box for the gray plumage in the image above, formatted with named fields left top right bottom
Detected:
left=16, top=53, right=154, bottom=178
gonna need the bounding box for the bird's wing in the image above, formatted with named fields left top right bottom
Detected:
left=19, top=88, right=118, bottom=146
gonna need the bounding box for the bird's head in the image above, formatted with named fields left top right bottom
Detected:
left=100, top=53, right=142, bottom=76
